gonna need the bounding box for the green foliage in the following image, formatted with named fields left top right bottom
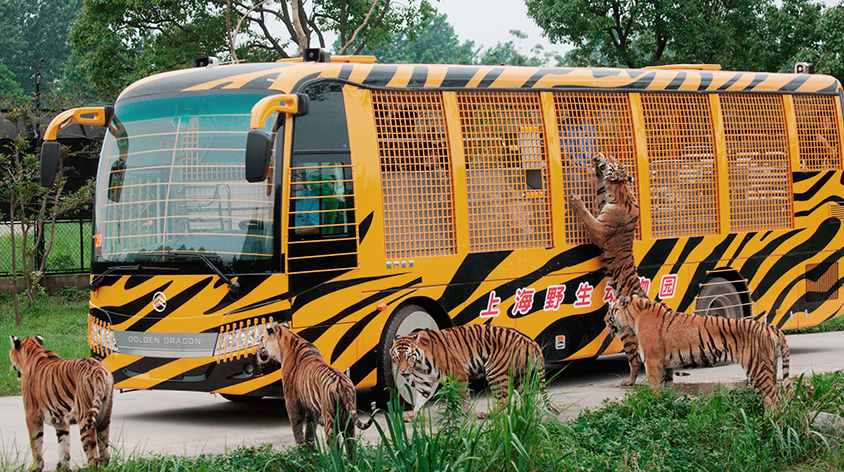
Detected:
left=363, top=13, right=477, bottom=64
left=794, top=2, right=844, bottom=83
left=0, top=101, right=96, bottom=323
left=0, top=0, right=81, bottom=96
left=70, top=0, right=435, bottom=100
left=528, top=0, right=831, bottom=72
left=70, top=0, right=233, bottom=101
left=788, top=314, right=844, bottom=334
left=0, top=60, right=23, bottom=98
left=0, top=295, right=89, bottom=397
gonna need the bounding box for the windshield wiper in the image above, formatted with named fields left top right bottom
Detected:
left=167, top=252, right=241, bottom=294
left=89, top=265, right=177, bottom=291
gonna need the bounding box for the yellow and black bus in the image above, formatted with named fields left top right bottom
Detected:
left=41, top=53, right=844, bottom=400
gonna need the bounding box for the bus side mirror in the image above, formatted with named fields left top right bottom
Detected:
left=245, top=130, right=273, bottom=183
left=41, top=141, right=60, bottom=188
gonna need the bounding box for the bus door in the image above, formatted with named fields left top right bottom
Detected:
left=286, top=81, right=357, bottom=297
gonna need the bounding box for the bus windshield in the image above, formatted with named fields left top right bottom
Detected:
left=93, top=93, right=277, bottom=273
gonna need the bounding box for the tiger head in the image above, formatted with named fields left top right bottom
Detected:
left=9, top=335, right=45, bottom=380
left=389, top=333, right=424, bottom=380
left=595, top=154, right=633, bottom=184
left=257, top=322, right=291, bottom=366
left=604, top=295, right=634, bottom=335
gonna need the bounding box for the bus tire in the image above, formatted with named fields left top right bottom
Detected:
left=376, top=303, right=439, bottom=408
left=220, top=394, right=264, bottom=403
left=694, top=276, right=743, bottom=318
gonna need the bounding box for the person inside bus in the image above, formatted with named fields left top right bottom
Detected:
left=559, top=101, right=598, bottom=194
left=293, top=173, right=321, bottom=237
left=815, top=114, right=839, bottom=166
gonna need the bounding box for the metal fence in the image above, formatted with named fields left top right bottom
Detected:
left=0, top=218, right=91, bottom=277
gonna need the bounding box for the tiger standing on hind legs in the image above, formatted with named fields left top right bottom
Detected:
left=257, top=322, right=374, bottom=462
left=605, top=295, right=793, bottom=407
left=568, top=152, right=645, bottom=386
left=9, top=335, right=113, bottom=472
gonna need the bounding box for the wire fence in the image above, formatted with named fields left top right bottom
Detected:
left=0, top=218, right=91, bottom=277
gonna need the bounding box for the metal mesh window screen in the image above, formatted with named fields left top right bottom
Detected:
left=456, top=91, right=551, bottom=253
left=553, top=92, right=638, bottom=245
left=373, top=90, right=456, bottom=259
left=641, top=93, right=719, bottom=238
left=721, top=94, right=793, bottom=232
left=793, top=95, right=841, bottom=170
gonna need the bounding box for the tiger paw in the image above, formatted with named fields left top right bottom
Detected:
left=475, top=410, right=490, bottom=419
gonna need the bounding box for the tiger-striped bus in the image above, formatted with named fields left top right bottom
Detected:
left=41, top=52, right=844, bottom=400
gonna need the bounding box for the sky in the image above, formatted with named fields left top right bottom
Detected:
left=433, top=1, right=571, bottom=59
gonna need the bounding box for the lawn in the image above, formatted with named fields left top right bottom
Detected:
left=0, top=220, right=92, bottom=276
left=0, top=289, right=89, bottom=397
left=2, top=371, right=841, bottom=472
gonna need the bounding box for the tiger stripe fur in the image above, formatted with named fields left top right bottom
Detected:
left=605, top=295, right=792, bottom=407
left=9, top=335, right=113, bottom=472
left=258, top=324, right=373, bottom=461
left=570, top=153, right=645, bottom=386
left=389, top=324, right=559, bottom=419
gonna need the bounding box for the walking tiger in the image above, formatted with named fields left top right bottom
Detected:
left=257, top=323, right=373, bottom=461
left=389, top=324, right=559, bottom=419
left=9, top=335, right=113, bottom=472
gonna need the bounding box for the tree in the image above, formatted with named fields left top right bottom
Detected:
left=812, top=3, right=844, bottom=81
left=70, top=0, right=434, bottom=100
left=0, top=60, right=23, bottom=98
left=525, top=0, right=676, bottom=68
left=478, top=30, right=556, bottom=67
left=784, top=1, right=844, bottom=83
left=0, top=0, right=81, bottom=96
left=0, top=99, right=95, bottom=325
left=525, top=0, right=823, bottom=70
left=362, top=12, right=476, bottom=64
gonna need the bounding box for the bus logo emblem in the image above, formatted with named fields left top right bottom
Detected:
left=152, top=292, right=168, bottom=312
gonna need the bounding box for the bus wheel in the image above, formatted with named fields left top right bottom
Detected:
left=220, top=394, right=264, bottom=403
left=377, top=303, right=439, bottom=408
left=694, top=276, right=743, bottom=318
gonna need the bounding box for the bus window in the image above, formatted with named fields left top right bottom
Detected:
left=290, top=163, right=349, bottom=237
left=641, top=93, right=719, bottom=238
left=457, top=91, right=551, bottom=252
left=373, top=90, right=456, bottom=259
left=553, top=92, right=637, bottom=245
left=287, top=80, right=356, bottom=287
left=721, top=94, right=792, bottom=232
left=794, top=95, right=842, bottom=170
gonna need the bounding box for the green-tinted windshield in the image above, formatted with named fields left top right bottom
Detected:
left=94, top=93, right=277, bottom=272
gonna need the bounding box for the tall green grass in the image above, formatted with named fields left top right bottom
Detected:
left=2, top=369, right=832, bottom=472
left=0, top=290, right=89, bottom=396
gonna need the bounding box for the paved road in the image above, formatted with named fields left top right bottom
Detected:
left=1, top=331, right=842, bottom=470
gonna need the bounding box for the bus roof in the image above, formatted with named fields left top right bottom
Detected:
left=118, top=61, right=842, bottom=102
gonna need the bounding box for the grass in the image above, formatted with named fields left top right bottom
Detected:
left=788, top=313, right=844, bottom=334
left=0, top=289, right=89, bottom=396
left=0, top=220, right=92, bottom=275
left=1, top=370, right=840, bottom=472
